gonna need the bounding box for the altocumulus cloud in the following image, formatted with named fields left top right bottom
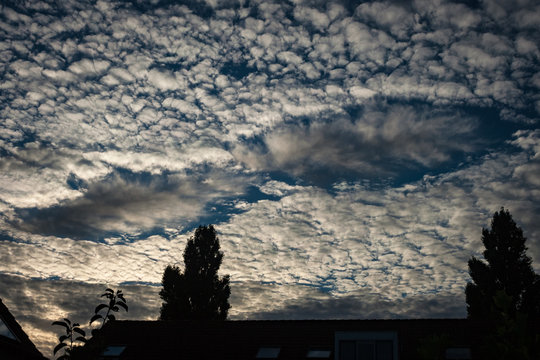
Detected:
left=0, top=0, right=539, bottom=356
left=233, top=104, right=480, bottom=179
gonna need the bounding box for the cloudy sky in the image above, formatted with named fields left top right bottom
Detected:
left=1, top=0, right=539, bottom=356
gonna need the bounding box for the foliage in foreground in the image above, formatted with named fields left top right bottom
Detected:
left=52, top=288, right=127, bottom=359
left=90, top=288, right=128, bottom=329
left=52, top=319, right=86, bottom=360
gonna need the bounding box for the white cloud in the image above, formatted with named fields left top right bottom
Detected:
left=42, top=69, right=78, bottom=83
left=147, top=69, right=180, bottom=91
left=101, top=67, right=135, bottom=85
left=511, top=5, right=540, bottom=29
left=355, top=2, right=416, bottom=39
left=294, top=6, right=330, bottom=31
left=515, top=36, right=540, bottom=58
left=68, top=59, right=110, bottom=77
left=348, top=86, right=376, bottom=99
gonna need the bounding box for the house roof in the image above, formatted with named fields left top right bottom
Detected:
left=0, top=298, right=47, bottom=360
left=83, top=318, right=488, bottom=360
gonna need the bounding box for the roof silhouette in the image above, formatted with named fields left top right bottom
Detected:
left=0, top=298, right=47, bottom=360
left=82, top=318, right=489, bottom=359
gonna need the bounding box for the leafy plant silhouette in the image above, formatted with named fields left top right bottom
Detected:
left=52, top=288, right=128, bottom=359
left=90, top=288, right=128, bottom=329
left=52, top=318, right=86, bottom=360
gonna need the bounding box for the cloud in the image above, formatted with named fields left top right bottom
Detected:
left=355, top=2, right=416, bottom=39
left=147, top=68, right=180, bottom=91
left=68, top=59, right=111, bottom=78
left=233, top=104, right=479, bottom=179
left=0, top=144, right=93, bottom=209
left=9, top=167, right=251, bottom=239
left=254, top=288, right=466, bottom=320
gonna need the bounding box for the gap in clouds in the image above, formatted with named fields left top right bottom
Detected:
left=181, top=184, right=282, bottom=230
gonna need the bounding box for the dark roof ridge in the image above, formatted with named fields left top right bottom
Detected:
left=111, top=317, right=471, bottom=322
left=0, top=297, right=46, bottom=359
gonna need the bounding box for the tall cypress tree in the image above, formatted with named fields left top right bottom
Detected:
left=159, top=225, right=231, bottom=320
left=466, top=208, right=540, bottom=319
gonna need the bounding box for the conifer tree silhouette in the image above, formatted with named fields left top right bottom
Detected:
left=159, top=225, right=230, bottom=320
left=466, top=208, right=540, bottom=319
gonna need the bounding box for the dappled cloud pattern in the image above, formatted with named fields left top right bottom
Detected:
left=0, top=0, right=540, bottom=356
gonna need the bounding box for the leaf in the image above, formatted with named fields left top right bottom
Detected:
left=53, top=342, right=68, bottom=355
left=90, top=314, right=103, bottom=325
left=117, top=294, right=126, bottom=303
left=101, top=288, right=114, bottom=298
left=75, top=336, right=87, bottom=343
left=63, top=318, right=71, bottom=325
left=59, top=335, right=68, bottom=343
left=112, top=305, right=119, bottom=312
left=52, top=321, right=69, bottom=330
left=95, top=303, right=108, bottom=314
left=73, top=327, right=86, bottom=337
left=116, top=301, right=128, bottom=312
left=107, top=314, right=115, bottom=322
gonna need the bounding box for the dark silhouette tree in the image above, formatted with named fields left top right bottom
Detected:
left=466, top=208, right=540, bottom=319
left=478, top=290, right=540, bottom=360
left=52, top=319, right=86, bottom=360
left=159, top=225, right=231, bottom=320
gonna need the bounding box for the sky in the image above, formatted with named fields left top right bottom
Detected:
left=0, top=0, right=539, bottom=357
